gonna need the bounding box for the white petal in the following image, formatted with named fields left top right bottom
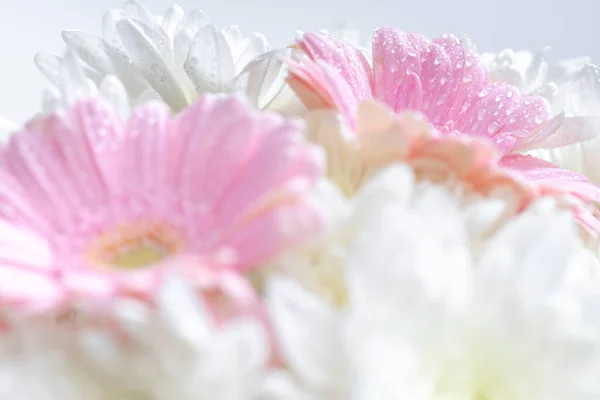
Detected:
left=116, top=19, right=189, bottom=109
left=232, top=49, right=286, bottom=109
left=173, top=9, right=209, bottom=67
left=132, top=88, right=163, bottom=106
left=528, top=116, right=600, bottom=150
left=235, top=33, right=270, bottom=70
left=101, top=9, right=149, bottom=94
left=61, top=30, right=114, bottom=75
left=34, top=53, right=63, bottom=86
left=99, top=75, right=131, bottom=117
left=161, top=4, right=185, bottom=40
left=210, top=319, right=269, bottom=378
left=156, top=274, right=214, bottom=345
left=184, top=24, right=235, bottom=93
left=60, top=50, right=92, bottom=104
left=121, top=0, right=160, bottom=28
left=481, top=208, right=576, bottom=302
left=221, top=25, right=244, bottom=50
left=127, top=18, right=173, bottom=65
left=524, top=47, right=550, bottom=90
left=102, top=44, right=148, bottom=95
left=102, top=9, right=128, bottom=49
left=351, top=164, right=415, bottom=217
left=266, top=277, right=345, bottom=388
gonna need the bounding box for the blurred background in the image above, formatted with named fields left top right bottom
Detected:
left=1, top=0, right=598, bottom=123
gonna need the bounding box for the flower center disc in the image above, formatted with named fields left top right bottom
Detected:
left=87, top=221, right=184, bottom=270
left=111, top=240, right=169, bottom=270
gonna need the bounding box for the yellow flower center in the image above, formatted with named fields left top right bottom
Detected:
left=111, top=241, right=169, bottom=269
left=86, top=221, right=185, bottom=270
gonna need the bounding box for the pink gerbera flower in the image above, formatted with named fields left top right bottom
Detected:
left=0, top=95, right=324, bottom=314
left=288, top=28, right=600, bottom=232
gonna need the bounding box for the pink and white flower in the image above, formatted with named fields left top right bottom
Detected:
left=0, top=94, right=324, bottom=316
left=287, top=28, right=600, bottom=232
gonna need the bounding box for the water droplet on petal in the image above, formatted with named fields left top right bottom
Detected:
left=488, top=122, right=500, bottom=135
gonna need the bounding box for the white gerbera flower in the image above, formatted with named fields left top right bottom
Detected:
left=266, top=165, right=600, bottom=399
left=35, top=0, right=300, bottom=114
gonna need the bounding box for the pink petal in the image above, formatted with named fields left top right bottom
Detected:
left=499, top=154, right=600, bottom=202
left=221, top=196, right=324, bottom=270
left=296, top=32, right=373, bottom=101
left=372, top=28, right=421, bottom=112
left=121, top=101, right=173, bottom=194
left=172, top=94, right=325, bottom=269
left=288, top=59, right=362, bottom=128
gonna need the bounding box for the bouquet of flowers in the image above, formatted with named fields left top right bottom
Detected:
left=3, top=1, right=600, bottom=398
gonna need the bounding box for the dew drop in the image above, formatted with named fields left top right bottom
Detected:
left=437, top=93, right=448, bottom=106
left=487, top=122, right=500, bottom=134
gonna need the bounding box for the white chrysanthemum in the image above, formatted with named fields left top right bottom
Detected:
left=35, top=0, right=300, bottom=114
left=265, top=165, right=510, bottom=307
left=266, top=166, right=600, bottom=399
left=0, top=277, right=274, bottom=399
left=481, top=48, right=591, bottom=96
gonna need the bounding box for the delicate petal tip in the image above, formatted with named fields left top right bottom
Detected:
left=499, top=153, right=600, bottom=233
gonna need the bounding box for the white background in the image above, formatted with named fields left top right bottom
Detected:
left=1, top=0, right=598, bottom=123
